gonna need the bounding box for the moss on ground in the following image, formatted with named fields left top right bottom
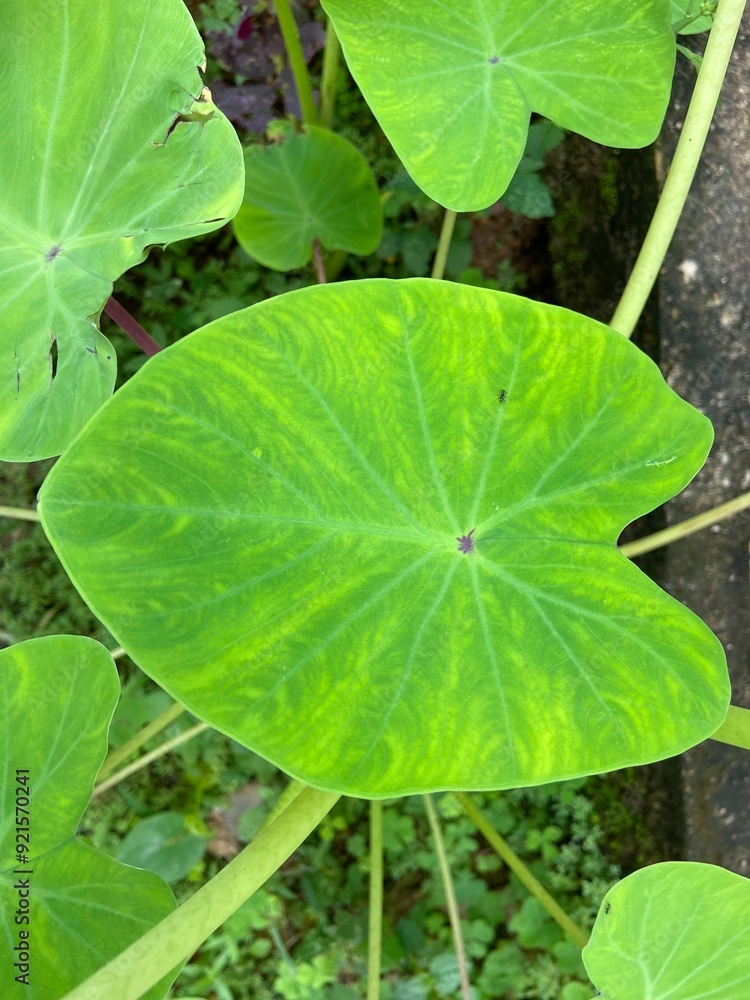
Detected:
left=588, top=760, right=686, bottom=875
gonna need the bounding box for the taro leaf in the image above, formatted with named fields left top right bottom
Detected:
left=320, top=0, right=675, bottom=211
left=0, top=636, right=176, bottom=998
left=672, top=1, right=714, bottom=34
left=38, top=280, right=729, bottom=798
left=116, top=813, right=206, bottom=884
left=0, top=0, right=244, bottom=462
left=232, top=127, right=382, bottom=270
left=583, top=862, right=750, bottom=999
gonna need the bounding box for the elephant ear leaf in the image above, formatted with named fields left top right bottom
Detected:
left=38, top=280, right=729, bottom=798
left=233, top=127, right=383, bottom=271
left=584, top=862, right=750, bottom=1000
left=0, top=635, right=178, bottom=999
left=0, top=0, right=244, bottom=462
left=321, top=0, right=675, bottom=210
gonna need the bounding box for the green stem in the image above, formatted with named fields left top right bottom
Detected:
left=92, top=722, right=209, bottom=797
left=367, top=801, right=383, bottom=1000
left=674, top=14, right=709, bottom=31
left=274, top=0, right=317, bottom=126
left=674, top=0, right=715, bottom=32
left=423, top=795, right=472, bottom=1000
left=319, top=19, right=341, bottom=129
left=325, top=248, right=348, bottom=281
left=619, top=489, right=750, bottom=558
left=62, top=785, right=339, bottom=1000
left=96, top=702, right=186, bottom=782
left=270, top=923, right=295, bottom=968
left=0, top=505, right=40, bottom=522
left=431, top=209, right=458, bottom=280
left=264, top=779, right=306, bottom=828
left=610, top=0, right=744, bottom=338
left=710, top=705, right=750, bottom=750
left=110, top=646, right=126, bottom=659
left=456, top=792, right=589, bottom=949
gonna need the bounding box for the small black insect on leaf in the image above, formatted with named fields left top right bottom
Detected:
left=497, top=388, right=508, bottom=405
left=604, top=902, right=611, bottom=915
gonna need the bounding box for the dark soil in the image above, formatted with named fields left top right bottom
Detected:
left=471, top=205, right=554, bottom=301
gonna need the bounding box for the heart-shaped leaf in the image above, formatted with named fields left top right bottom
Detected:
left=38, top=280, right=729, bottom=797
left=0, top=0, right=244, bottom=462
left=321, top=0, right=675, bottom=210
left=583, top=862, right=750, bottom=999
left=0, top=636, right=177, bottom=998
left=232, top=127, right=383, bottom=270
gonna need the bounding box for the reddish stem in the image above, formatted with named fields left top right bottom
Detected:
left=312, top=239, right=327, bottom=284
left=104, top=297, right=162, bottom=357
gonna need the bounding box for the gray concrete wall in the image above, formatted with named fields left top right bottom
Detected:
left=659, top=13, right=750, bottom=876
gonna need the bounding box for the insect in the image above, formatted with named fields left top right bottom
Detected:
left=604, top=903, right=611, bottom=915
left=456, top=528, right=476, bottom=554
left=497, top=388, right=508, bottom=405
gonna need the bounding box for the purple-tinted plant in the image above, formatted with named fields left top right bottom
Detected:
left=206, top=3, right=325, bottom=131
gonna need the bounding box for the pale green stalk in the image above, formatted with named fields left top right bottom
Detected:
left=367, top=801, right=384, bottom=1000
left=62, top=785, right=339, bottom=1000
left=92, top=722, right=209, bottom=797
left=431, top=210, right=458, bottom=280
left=610, top=0, right=745, bottom=337
left=320, top=19, right=341, bottom=129
left=110, top=646, right=127, bottom=659
left=264, top=779, right=306, bottom=827
left=0, top=505, right=40, bottom=522
left=96, top=702, right=187, bottom=781
left=423, top=795, right=472, bottom=1000
left=456, top=792, right=589, bottom=949
left=710, top=705, right=750, bottom=750
left=620, top=489, right=750, bottom=558
left=275, top=0, right=317, bottom=126
left=325, top=248, right=348, bottom=281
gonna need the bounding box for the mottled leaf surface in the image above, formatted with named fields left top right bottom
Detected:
left=39, top=281, right=728, bottom=797
left=0, top=0, right=244, bottom=461
left=321, top=0, right=675, bottom=210
left=584, top=862, right=750, bottom=999
left=0, top=636, right=176, bottom=998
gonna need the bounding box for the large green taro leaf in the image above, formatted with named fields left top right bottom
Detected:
left=233, top=127, right=383, bottom=270
left=0, top=0, right=244, bottom=463
left=583, top=862, right=750, bottom=999
left=0, top=636, right=176, bottom=998
left=38, top=280, right=729, bottom=798
left=321, top=0, right=676, bottom=211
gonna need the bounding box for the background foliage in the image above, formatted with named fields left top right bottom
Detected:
left=0, top=0, right=715, bottom=996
